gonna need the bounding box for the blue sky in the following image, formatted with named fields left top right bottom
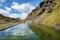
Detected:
left=0, top=0, right=42, bottom=19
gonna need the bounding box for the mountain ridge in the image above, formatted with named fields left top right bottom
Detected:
left=26, top=0, right=60, bottom=30
left=0, top=14, right=20, bottom=23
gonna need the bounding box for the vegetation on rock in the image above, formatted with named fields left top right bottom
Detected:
left=0, top=14, right=20, bottom=23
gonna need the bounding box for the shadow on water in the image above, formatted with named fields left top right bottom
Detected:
left=0, top=23, right=39, bottom=40
left=29, top=23, right=60, bottom=40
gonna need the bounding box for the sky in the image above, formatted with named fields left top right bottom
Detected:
left=0, top=0, right=42, bottom=19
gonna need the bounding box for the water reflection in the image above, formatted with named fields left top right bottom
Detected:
left=0, top=23, right=38, bottom=40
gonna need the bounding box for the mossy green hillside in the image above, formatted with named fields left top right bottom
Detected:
left=42, top=0, right=60, bottom=26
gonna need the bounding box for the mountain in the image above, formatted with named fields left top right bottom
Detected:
left=0, top=14, right=20, bottom=23
left=27, top=0, right=60, bottom=40
left=26, top=0, right=60, bottom=30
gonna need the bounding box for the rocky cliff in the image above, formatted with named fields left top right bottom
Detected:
left=26, top=0, right=56, bottom=20
left=26, top=0, right=60, bottom=30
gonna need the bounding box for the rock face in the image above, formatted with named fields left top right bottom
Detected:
left=26, top=0, right=60, bottom=30
left=26, top=0, right=56, bottom=20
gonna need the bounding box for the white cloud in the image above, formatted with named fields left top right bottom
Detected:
left=0, top=9, right=9, bottom=14
left=20, top=13, right=27, bottom=19
left=0, top=0, right=6, bottom=3
left=2, top=12, right=27, bottom=19
left=0, top=0, right=6, bottom=7
left=0, top=2, right=35, bottom=19
left=7, top=13, right=20, bottom=18
left=0, top=8, right=20, bottom=18
left=0, top=6, right=12, bottom=14
left=3, top=13, right=27, bottom=19
left=11, top=2, right=35, bottom=13
left=5, top=7, right=12, bottom=11
left=11, top=2, right=35, bottom=19
left=0, top=7, right=16, bottom=18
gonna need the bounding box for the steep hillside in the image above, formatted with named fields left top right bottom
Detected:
left=26, top=0, right=60, bottom=29
left=28, top=0, right=60, bottom=40
left=41, top=0, right=60, bottom=28
left=26, top=0, right=56, bottom=20
left=0, top=14, right=20, bottom=23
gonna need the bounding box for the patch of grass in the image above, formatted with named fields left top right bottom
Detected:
left=0, top=24, right=7, bottom=29
left=29, top=23, right=60, bottom=40
left=0, top=23, right=17, bottom=30
left=42, top=0, right=60, bottom=26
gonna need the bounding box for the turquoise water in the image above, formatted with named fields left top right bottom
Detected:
left=0, top=23, right=39, bottom=40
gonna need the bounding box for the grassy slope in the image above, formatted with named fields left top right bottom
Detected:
left=0, top=14, right=20, bottom=30
left=42, top=0, right=60, bottom=27
left=27, top=0, right=60, bottom=27
left=0, top=23, right=18, bottom=30
left=0, top=24, right=7, bottom=29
